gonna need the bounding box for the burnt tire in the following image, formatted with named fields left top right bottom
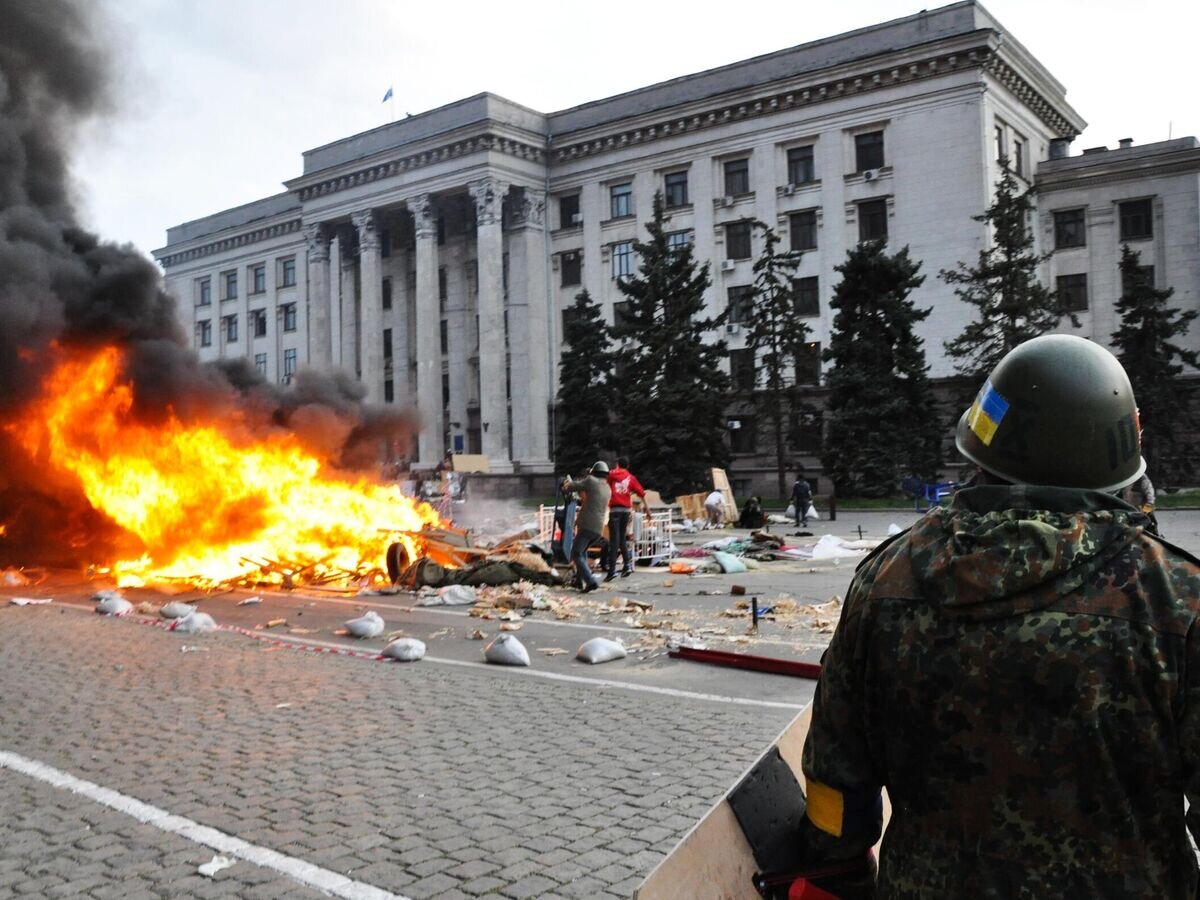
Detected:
left=386, top=542, right=411, bottom=585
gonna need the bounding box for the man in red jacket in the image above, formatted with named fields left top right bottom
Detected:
left=606, top=456, right=647, bottom=581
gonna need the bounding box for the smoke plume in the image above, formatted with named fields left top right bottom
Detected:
left=0, top=1, right=414, bottom=566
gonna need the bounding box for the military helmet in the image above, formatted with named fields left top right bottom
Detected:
left=955, top=335, right=1145, bottom=492
left=590, top=460, right=610, bottom=476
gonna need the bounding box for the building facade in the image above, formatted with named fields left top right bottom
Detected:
left=155, top=1, right=1200, bottom=492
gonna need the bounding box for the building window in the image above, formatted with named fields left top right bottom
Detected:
left=855, top=131, right=885, bottom=171
left=560, top=194, right=581, bottom=228
left=254, top=353, right=267, bottom=374
left=251, top=309, right=267, bottom=338
left=283, top=349, right=297, bottom=377
left=610, top=182, right=633, bottom=219
left=1119, top=199, right=1154, bottom=241
left=730, top=348, right=756, bottom=391
left=729, top=416, right=756, bottom=454
left=440, top=320, right=449, bottom=355
left=726, top=221, right=752, bottom=260
left=197, top=319, right=212, bottom=348
left=667, top=230, right=692, bottom=254
left=280, top=257, right=296, bottom=287
left=1012, top=137, right=1025, bottom=176
left=379, top=229, right=390, bottom=258
left=1054, top=209, right=1086, bottom=249
left=1057, top=274, right=1088, bottom=312
left=858, top=199, right=888, bottom=243
left=790, top=210, right=817, bottom=251
left=727, top=285, right=754, bottom=324
left=442, top=373, right=450, bottom=408
left=612, top=240, right=634, bottom=278
left=196, top=277, right=211, bottom=307
left=994, top=125, right=1006, bottom=164
left=561, top=251, right=582, bottom=287
left=787, top=146, right=815, bottom=185
left=793, top=277, right=819, bottom=316
left=382, top=277, right=392, bottom=310
left=796, top=341, right=821, bottom=384
left=281, top=302, right=297, bottom=332
left=383, top=328, right=393, bottom=367
left=250, top=264, right=266, bottom=294
left=724, top=158, right=750, bottom=196
left=791, top=413, right=822, bottom=454
left=223, top=314, right=238, bottom=343
left=438, top=266, right=447, bottom=303
left=1122, top=264, right=1156, bottom=295
left=222, top=270, right=238, bottom=301
left=664, top=171, right=689, bottom=208
left=384, top=379, right=394, bottom=403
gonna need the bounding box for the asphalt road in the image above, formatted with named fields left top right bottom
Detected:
left=3, top=507, right=1199, bottom=898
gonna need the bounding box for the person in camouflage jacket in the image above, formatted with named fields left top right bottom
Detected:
left=799, top=335, right=1200, bottom=899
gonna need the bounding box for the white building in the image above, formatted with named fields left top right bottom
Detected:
left=154, top=1, right=1200, bottom=493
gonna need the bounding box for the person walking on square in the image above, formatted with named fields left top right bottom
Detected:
left=791, top=473, right=813, bottom=528
left=562, top=461, right=611, bottom=593
left=606, top=456, right=646, bottom=581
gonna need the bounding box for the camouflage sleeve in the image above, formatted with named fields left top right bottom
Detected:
left=800, top=571, right=883, bottom=861
left=1181, top=619, right=1200, bottom=854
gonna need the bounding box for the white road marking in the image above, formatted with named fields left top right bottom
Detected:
left=0, top=750, right=409, bottom=900
left=49, top=602, right=807, bottom=710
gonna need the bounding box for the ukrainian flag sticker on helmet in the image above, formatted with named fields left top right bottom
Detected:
left=966, top=379, right=1009, bottom=446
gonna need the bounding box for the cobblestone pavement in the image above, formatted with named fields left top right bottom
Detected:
left=0, top=607, right=795, bottom=898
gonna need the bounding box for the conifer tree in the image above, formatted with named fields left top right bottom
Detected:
left=554, top=290, right=615, bottom=477
left=942, top=161, right=1071, bottom=383
left=744, top=222, right=808, bottom=499
left=613, top=193, right=730, bottom=498
left=1110, top=244, right=1200, bottom=485
left=823, top=242, right=941, bottom=497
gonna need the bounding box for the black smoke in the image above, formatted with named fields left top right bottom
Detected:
left=0, top=1, right=414, bottom=566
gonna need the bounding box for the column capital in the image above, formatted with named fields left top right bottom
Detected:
left=407, top=194, right=436, bottom=239
left=350, top=209, right=379, bottom=254
left=468, top=177, right=510, bottom=227
left=303, top=222, right=330, bottom=262
left=513, top=188, right=546, bottom=229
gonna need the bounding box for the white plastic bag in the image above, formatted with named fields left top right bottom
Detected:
left=171, top=611, right=216, bottom=634
left=417, top=584, right=477, bottom=606
left=382, top=638, right=426, bottom=661
left=94, top=592, right=132, bottom=616
left=484, top=633, right=530, bottom=666
left=344, top=610, right=384, bottom=638
left=785, top=503, right=796, bottom=519
left=576, top=637, right=627, bottom=664
left=806, top=503, right=820, bottom=521
left=160, top=601, right=196, bottom=619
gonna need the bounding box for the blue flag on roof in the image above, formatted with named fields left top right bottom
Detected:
left=382, top=86, right=393, bottom=103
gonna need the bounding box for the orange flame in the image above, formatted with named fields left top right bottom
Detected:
left=12, top=346, right=441, bottom=586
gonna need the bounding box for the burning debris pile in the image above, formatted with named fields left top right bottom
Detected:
left=0, top=3, right=443, bottom=589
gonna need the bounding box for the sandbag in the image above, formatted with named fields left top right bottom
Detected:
left=345, top=610, right=385, bottom=638
left=576, top=637, right=627, bottom=665
left=171, top=611, right=216, bottom=634
left=711, top=550, right=748, bottom=574
left=94, top=592, right=132, bottom=616
left=160, top=601, right=196, bottom=619
left=418, top=584, right=476, bottom=606
left=382, top=638, right=426, bottom=662
left=484, top=633, right=530, bottom=666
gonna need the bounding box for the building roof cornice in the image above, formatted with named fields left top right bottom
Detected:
left=1036, top=143, right=1200, bottom=192
left=154, top=217, right=303, bottom=269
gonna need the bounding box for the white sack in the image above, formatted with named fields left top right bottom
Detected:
left=888, top=523, right=904, bottom=536
left=171, top=611, right=216, bottom=634
left=417, top=584, right=477, bottom=606
left=382, top=638, right=426, bottom=662
left=344, top=610, right=385, bottom=638
left=95, top=594, right=132, bottom=616
left=160, top=601, right=196, bottom=619
left=806, top=503, right=820, bottom=521
left=484, top=633, right=530, bottom=666
left=576, top=637, right=627, bottom=664
left=811, top=534, right=867, bottom=560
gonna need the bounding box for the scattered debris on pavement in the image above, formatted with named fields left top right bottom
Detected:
left=8, top=597, right=51, bottom=606
left=197, top=855, right=235, bottom=877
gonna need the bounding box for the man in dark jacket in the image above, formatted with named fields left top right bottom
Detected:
left=791, top=474, right=813, bottom=527
left=797, top=335, right=1200, bottom=899
left=562, top=461, right=612, bottom=593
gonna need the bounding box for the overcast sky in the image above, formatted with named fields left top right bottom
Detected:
left=75, top=0, right=1196, bottom=259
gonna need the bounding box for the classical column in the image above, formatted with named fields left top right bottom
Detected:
left=409, top=194, right=443, bottom=466
left=468, top=176, right=512, bottom=472
left=303, top=223, right=332, bottom=368
left=337, top=226, right=359, bottom=373
left=351, top=210, right=383, bottom=403
left=509, top=188, right=553, bottom=471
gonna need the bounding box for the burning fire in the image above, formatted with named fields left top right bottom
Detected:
left=10, top=345, right=442, bottom=586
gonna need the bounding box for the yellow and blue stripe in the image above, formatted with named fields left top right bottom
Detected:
left=965, top=379, right=1009, bottom=447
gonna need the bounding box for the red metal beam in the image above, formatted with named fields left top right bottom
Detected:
left=668, top=646, right=821, bottom=679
